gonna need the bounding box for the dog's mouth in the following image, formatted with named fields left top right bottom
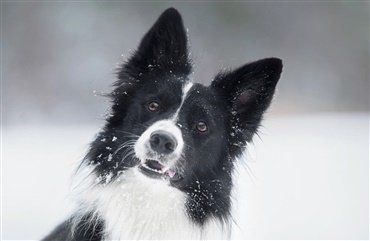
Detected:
left=139, top=159, right=179, bottom=180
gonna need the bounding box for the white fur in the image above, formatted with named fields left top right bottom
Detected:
left=172, top=82, right=193, bottom=121
left=73, top=166, right=228, bottom=240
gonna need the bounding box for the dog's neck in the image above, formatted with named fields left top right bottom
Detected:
left=74, top=168, right=228, bottom=240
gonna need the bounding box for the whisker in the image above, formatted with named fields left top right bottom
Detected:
left=114, top=130, right=140, bottom=138
left=135, top=123, right=149, bottom=129
left=114, top=139, right=137, bottom=155
left=120, top=150, right=136, bottom=165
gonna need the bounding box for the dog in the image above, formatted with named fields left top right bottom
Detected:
left=42, top=7, right=282, bottom=240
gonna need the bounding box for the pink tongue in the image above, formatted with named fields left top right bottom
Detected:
left=164, top=169, right=176, bottom=178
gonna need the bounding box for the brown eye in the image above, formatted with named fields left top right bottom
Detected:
left=196, top=121, right=208, bottom=132
left=147, top=101, right=159, bottom=112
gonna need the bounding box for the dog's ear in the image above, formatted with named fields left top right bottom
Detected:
left=109, top=8, right=191, bottom=127
left=122, top=8, right=191, bottom=78
left=212, top=58, right=282, bottom=142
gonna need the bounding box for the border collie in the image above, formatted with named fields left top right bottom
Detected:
left=43, top=7, right=282, bottom=240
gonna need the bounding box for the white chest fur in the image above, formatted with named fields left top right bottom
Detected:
left=75, top=168, right=228, bottom=240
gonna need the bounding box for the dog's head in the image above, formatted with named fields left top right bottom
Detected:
left=85, top=8, right=282, bottom=211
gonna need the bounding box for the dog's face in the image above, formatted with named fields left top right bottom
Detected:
left=85, top=8, right=282, bottom=221
left=119, top=78, right=231, bottom=188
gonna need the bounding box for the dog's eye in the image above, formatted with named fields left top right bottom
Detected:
left=196, top=121, right=208, bottom=132
left=147, top=101, right=160, bottom=112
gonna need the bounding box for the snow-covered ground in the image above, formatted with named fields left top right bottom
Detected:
left=2, top=113, right=369, bottom=240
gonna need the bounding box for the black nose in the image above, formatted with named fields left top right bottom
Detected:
left=149, top=131, right=178, bottom=155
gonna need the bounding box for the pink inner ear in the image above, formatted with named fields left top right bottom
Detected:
left=239, top=90, right=254, bottom=104
left=234, top=89, right=256, bottom=114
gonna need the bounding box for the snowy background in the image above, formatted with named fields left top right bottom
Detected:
left=2, top=1, right=369, bottom=240
left=3, top=114, right=369, bottom=240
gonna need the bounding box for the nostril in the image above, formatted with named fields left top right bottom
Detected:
left=151, top=135, right=160, bottom=146
left=165, top=142, right=173, bottom=151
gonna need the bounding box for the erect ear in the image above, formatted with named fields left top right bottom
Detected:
left=122, top=8, right=191, bottom=78
left=212, top=58, right=283, bottom=141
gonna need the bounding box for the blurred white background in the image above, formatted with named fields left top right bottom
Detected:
left=2, top=1, right=369, bottom=240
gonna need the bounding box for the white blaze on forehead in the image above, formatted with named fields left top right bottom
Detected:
left=172, top=82, right=193, bottom=121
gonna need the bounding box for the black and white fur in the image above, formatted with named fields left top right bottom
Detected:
left=43, top=8, right=282, bottom=241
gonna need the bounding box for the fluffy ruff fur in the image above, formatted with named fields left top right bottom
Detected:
left=42, top=7, right=282, bottom=241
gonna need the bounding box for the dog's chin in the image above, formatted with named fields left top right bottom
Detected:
left=137, top=159, right=182, bottom=182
